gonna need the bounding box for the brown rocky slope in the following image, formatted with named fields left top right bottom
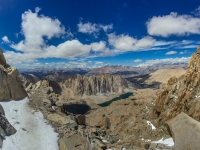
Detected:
left=154, top=46, right=200, bottom=125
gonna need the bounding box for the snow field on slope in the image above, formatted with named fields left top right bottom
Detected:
left=0, top=98, right=59, bottom=150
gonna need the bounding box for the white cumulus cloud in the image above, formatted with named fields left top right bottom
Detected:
left=3, top=8, right=108, bottom=66
left=11, top=7, right=65, bottom=53
left=91, top=41, right=106, bottom=51
left=108, top=33, right=155, bottom=51
left=147, top=12, right=200, bottom=37
left=165, top=51, right=177, bottom=55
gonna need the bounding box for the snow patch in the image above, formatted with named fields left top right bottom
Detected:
left=102, top=139, right=108, bottom=143
left=152, top=138, right=174, bottom=146
left=0, top=98, right=59, bottom=150
left=147, top=120, right=156, bottom=130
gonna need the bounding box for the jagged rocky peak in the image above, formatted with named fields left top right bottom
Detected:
left=154, top=46, right=200, bottom=124
left=0, top=48, right=10, bottom=69
left=19, top=73, right=40, bottom=87
left=0, top=48, right=27, bottom=101
left=63, top=74, right=134, bottom=96
left=44, top=73, right=77, bottom=82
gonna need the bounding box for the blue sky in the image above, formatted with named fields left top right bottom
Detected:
left=0, top=0, right=200, bottom=69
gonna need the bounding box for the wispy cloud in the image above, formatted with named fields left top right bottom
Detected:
left=179, top=50, right=188, bottom=54
left=133, top=59, right=142, bottom=63
left=77, top=21, right=113, bottom=35
left=192, top=6, right=200, bottom=17
left=138, top=57, right=190, bottom=67
left=95, top=61, right=104, bottom=64
left=2, top=36, right=10, bottom=43
left=165, top=51, right=177, bottom=55
left=12, top=60, right=90, bottom=69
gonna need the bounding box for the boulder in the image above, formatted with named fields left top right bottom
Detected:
left=59, top=135, right=90, bottom=150
left=167, top=76, right=177, bottom=85
left=166, top=112, right=200, bottom=150
left=0, top=114, right=16, bottom=136
left=47, top=113, right=77, bottom=127
left=76, top=115, right=86, bottom=125
left=42, top=99, right=52, bottom=108
left=94, top=138, right=107, bottom=149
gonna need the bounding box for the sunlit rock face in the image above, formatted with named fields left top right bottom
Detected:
left=0, top=48, right=27, bottom=101
left=154, top=46, right=200, bottom=124
left=63, top=74, right=134, bottom=96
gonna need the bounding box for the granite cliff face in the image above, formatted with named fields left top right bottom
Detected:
left=154, top=46, right=200, bottom=125
left=0, top=49, right=27, bottom=101
left=63, top=74, right=135, bottom=96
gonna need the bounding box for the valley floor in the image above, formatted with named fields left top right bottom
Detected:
left=0, top=98, right=59, bottom=150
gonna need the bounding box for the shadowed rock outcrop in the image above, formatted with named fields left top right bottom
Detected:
left=0, top=48, right=9, bottom=69
left=0, top=106, right=16, bottom=147
left=19, top=73, right=40, bottom=87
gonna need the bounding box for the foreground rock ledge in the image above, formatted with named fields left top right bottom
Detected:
left=166, top=112, right=200, bottom=150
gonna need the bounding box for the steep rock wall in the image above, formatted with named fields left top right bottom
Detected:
left=63, top=74, right=134, bottom=96
left=154, top=46, right=200, bottom=124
